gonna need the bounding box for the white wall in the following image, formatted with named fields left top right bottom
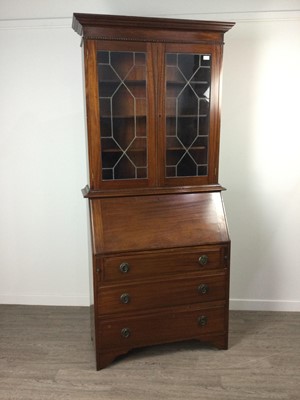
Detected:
left=0, top=17, right=90, bottom=305
left=0, top=0, right=300, bottom=310
left=221, top=19, right=300, bottom=311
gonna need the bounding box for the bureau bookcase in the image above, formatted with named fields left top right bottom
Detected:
left=73, top=13, right=234, bottom=370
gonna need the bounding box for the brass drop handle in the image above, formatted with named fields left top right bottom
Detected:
left=198, top=284, right=209, bottom=294
left=198, top=315, right=208, bottom=326
left=121, top=328, right=131, bottom=338
left=120, top=262, right=130, bottom=273
left=120, top=293, right=131, bottom=304
left=198, top=255, right=208, bottom=266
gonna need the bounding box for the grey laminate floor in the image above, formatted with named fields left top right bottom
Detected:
left=0, top=305, right=299, bottom=400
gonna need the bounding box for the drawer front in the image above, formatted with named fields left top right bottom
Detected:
left=98, top=304, right=226, bottom=350
left=98, top=273, right=227, bottom=315
left=100, top=246, right=228, bottom=283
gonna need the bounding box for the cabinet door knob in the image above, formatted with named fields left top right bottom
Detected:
left=198, top=284, right=209, bottom=294
left=198, top=315, right=208, bottom=326
left=198, top=255, right=208, bottom=266
left=120, top=293, right=131, bottom=304
left=121, top=328, right=131, bottom=339
left=120, top=262, right=130, bottom=273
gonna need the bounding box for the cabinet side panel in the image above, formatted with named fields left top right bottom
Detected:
left=84, top=40, right=101, bottom=189
left=89, top=199, right=104, bottom=255
left=208, top=43, right=223, bottom=184
left=88, top=200, right=102, bottom=367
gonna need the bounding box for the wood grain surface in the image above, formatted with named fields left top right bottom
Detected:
left=91, top=192, right=230, bottom=254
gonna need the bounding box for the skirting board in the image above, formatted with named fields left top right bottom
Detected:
left=0, top=294, right=90, bottom=307
left=1, top=295, right=299, bottom=311
left=230, top=299, right=300, bottom=312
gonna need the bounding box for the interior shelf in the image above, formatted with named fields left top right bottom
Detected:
left=166, top=115, right=208, bottom=118
left=102, top=148, right=146, bottom=153
left=100, top=115, right=147, bottom=119
left=167, top=146, right=206, bottom=151
left=100, top=80, right=147, bottom=85
left=166, top=80, right=209, bottom=85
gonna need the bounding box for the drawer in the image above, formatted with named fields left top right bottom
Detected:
left=100, top=246, right=228, bottom=283
left=98, top=273, right=227, bottom=315
left=98, top=304, right=227, bottom=350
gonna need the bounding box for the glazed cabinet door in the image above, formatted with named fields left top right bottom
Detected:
left=157, top=43, right=222, bottom=187
left=84, top=40, right=156, bottom=190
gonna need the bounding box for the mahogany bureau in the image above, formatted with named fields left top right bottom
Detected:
left=72, top=13, right=234, bottom=370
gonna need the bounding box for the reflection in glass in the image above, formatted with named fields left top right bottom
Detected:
left=165, top=53, right=211, bottom=178
left=97, top=51, right=148, bottom=181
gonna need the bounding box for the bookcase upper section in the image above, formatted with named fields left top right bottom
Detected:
left=73, top=13, right=234, bottom=196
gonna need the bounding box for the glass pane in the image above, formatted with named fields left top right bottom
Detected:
left=165, top=52, right=211, bottom=178
left=97, top=50, right=148, bottom=181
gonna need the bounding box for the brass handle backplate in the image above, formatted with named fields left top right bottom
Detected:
left=120, top=293, right=130, bottom=304
left=198, top=315, right=208, bottom=326
left=121, top=328, right=131, bottom=338
left=198, top=284, right=209, bottom=294
left=120, top=262, right=130, bottom=273
left=198, top=255, right=209, bottom=266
